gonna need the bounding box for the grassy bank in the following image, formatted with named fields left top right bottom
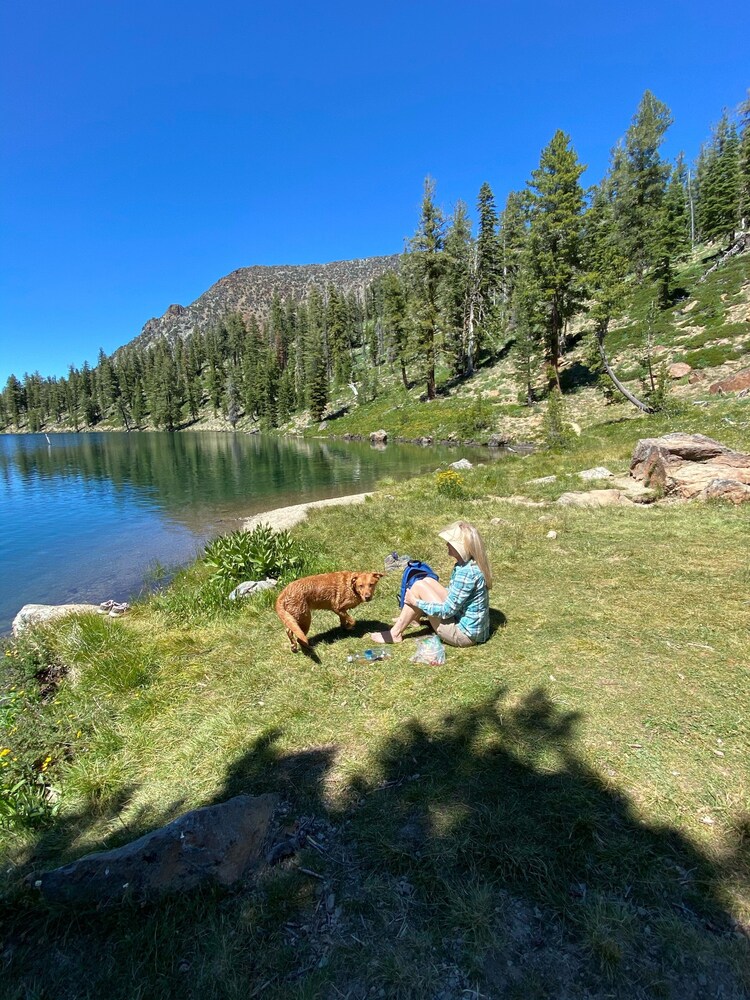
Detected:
left=1, top=398, right=749, bottom=999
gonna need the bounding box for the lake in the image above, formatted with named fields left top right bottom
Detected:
left=0, top=431, right=499, bottom=633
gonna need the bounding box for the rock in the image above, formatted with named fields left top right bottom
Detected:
left=709, top=368, right=750, bottom=395
left=556, top=490, right=632, bottom=508
left=487, top=435, right=509, bottom=449
left=701, top=479, right=750, bottom=504
left=688, top=371, right=705, bottom=384
left=228, top=579, right=277, bottom=600
left=629, top=433, right=750, bottom=503
left=630, top=433, right=732, bottom=477
left=450, top=459, right=473, bottom=470
left=418, top=436, right=433, bottom=446
left=526, top=475, right=557, bottom=485
left=668, top=362, right=692, bottom=379
left=12, top=603, right=101, bottom=636
left=36, top=794, right=277, bottom=905
left=652, top=345, right=669, bottom=355
left=568, top=421, right=582, bottom=437
left=369, top=429, right=388, bottom=444
left=546, top=530, right=558, bottom=539
left=318, top=421, right=328, bottom=431
left=577, top=467, right=613, bottom=481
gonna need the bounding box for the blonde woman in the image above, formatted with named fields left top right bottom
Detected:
left=371, top=521, right=492, bottom=647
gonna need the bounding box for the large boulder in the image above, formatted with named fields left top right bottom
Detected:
left=629, top=433, right=750, bottom=503
left=36, top=793, right=277, bottom=905
left=668, top=362, right=692, bottom=379
left=709, top=368, right=750, bottom=394
left=12, top=603, right=101, bottom=636
left=369, top=429, right=388, bottom=444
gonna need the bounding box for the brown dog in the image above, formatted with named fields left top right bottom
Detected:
left=275, top=571, right=384, bottom=652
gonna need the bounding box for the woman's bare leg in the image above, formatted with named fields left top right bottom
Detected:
left=370, top=579, right=449, bottom=643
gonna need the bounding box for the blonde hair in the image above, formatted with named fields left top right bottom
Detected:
left=439, top=520, right=493, bottom=590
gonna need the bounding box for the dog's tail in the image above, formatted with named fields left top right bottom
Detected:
left=275, top=600, right=311, bottom=648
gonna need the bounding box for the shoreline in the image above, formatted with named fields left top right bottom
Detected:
left=240, top=492, right=373, bottom=533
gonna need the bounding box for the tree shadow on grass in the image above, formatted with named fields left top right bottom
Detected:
left=3, top=688, right=748, bottom=1000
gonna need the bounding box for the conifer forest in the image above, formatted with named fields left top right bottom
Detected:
left=2, top=90, right=749, bottom=434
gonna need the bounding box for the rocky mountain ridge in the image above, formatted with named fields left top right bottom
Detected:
left=126, top=254, right=400, bottom=352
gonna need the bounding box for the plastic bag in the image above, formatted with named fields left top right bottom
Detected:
left=410, top=635, right=447, bottom=666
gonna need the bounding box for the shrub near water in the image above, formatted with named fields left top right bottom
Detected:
left=204, top=523, right=307, bottom=588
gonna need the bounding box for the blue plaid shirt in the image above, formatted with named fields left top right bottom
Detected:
left=415, top=559, right=489, bottom=643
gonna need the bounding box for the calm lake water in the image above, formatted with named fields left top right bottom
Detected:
left=0, top=432, right=498, bottom=633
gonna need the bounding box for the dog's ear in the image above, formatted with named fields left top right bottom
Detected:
left=373, top=572, right=384, bottom=580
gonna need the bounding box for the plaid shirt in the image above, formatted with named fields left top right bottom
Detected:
left=415, top=559, right=489, bottom=643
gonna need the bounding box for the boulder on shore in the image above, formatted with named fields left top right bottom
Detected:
left=630, top=433, right=750, bottom=503
left=369, top=429, right=388, bottom=444
left=12, top=603, right=101, bottom=636
left=36, top=793, right=277, bottom=905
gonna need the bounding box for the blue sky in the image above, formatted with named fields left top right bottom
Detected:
left=1, top=0, right=747, bottom=384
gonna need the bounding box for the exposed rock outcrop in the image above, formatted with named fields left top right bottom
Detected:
left=630, top=433, right=750, bottom=503
left=709, top=368, right=750, bottom=394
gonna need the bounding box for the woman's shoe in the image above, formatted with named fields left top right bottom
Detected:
left=98, top=600, right=115, bottom=614
left=108, top=602, right=130, bottom=618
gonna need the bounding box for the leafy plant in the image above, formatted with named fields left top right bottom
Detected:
left=456, top=397, right=495, bottom=437
left=435, top=469, right=468, bottom=498
left=204, top=523, right=306, bottom=588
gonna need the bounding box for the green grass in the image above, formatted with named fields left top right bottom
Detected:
left=2, top=399, right=749, bottom=999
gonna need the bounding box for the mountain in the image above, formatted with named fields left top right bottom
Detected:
left=127, top=254, right=401, bottom=351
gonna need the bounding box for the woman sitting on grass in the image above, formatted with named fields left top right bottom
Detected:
left=370, top=521, right=492, bottom=647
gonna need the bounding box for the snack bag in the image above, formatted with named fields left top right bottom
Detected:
left=410, top=635, right=447, bottom=666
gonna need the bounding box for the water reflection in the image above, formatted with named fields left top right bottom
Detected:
left=0, top=432, right=500, bottom=632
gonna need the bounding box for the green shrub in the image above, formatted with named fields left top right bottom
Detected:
left=204, top=523, right=306, bottom=588
left=456, top=398, right=494, bottom=437
left=681, top=344, right=741, bottom=370
left=435, top=469, right=468, bottom=499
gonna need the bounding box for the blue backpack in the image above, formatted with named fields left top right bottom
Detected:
left=398, top=560, right=439, bottom=607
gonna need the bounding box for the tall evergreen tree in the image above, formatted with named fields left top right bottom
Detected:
left=611, top=91, right=673, bottom=278
left=441, top=200, right=473, bottom=375
left=404, top=177, right=445, bottom=399
left=652, top=167, right=691, bottom=305
left=473, top=182, right=501, bottom=366
left=698, top=113, right=741, bottom=246
left=526, top=131, right=586, bottom=388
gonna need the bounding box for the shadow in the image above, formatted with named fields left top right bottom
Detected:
left=322, top=404, right=350, bottom=422
left=488, top=607, right=507, bottom=636
left=559, top=361, right=599, bottom=393
left=3, top=689, right=748, bottom=999
left=308, top=617, right=385, bottom=649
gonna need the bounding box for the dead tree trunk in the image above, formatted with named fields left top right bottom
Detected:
left=595, top=324, right=655, bottom=413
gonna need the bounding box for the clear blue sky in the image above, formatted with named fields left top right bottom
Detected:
left=1, top=0, right=747, bottom=384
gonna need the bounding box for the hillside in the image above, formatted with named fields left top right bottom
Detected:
left=127, top=254, right=400, bottom=351
left=305, top=248, right=750, bottom=446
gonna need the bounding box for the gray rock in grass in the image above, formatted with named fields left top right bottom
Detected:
left=36, top=793, right=278, bottom=905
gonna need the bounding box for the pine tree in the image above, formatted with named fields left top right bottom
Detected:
left=3, top=375, right=23, bottom=428
left=498, top=191, right=527, bottom=329
left=526, top=131, right=586, bottom=388
left=404, top=177, right=445, bottom=399
left=652, top=167, right=691, bottom=305
left=475, top=182, right=501, bottom=363
left=441, top=200, right=473, bottom=375
left=611, top=91, right=673, bottom=279
left=739, top=92, right=750, bottom=231
left=698, top=113, right=741, bottom=246
left=379, top=271, right=410, bottom=388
